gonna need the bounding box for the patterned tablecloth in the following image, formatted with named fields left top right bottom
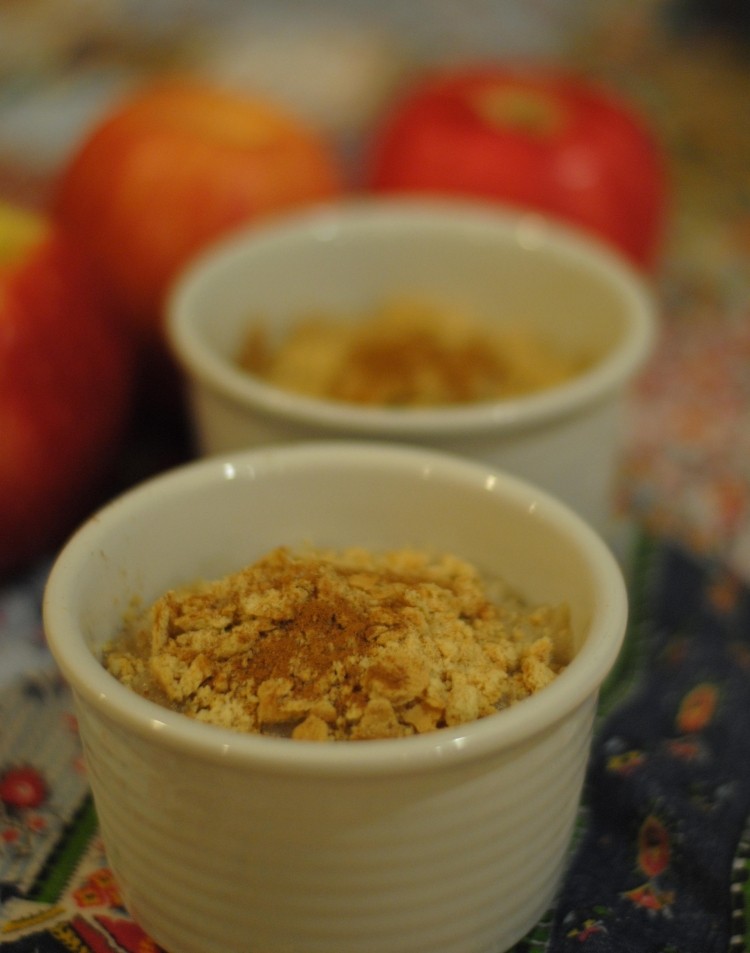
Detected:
left=2, top=1, right=750, bottom=951
left=3, top=536, right=750, bottom=953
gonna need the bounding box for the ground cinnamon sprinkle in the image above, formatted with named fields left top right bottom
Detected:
left=238, top=296, right=587, bottom=406
left=104, top=545, right=571, bottom=741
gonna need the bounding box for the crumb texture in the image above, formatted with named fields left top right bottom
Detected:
left=239, top=296, right=587, bottom=406
left=104, top=545, right=570, bottom=741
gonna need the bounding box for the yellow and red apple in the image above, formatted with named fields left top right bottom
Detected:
left=0, top=202, right=133, bottom=576
left=53, top=80, right=346, bottom=343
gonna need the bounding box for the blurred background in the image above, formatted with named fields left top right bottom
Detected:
left=1, top=0, right=749, bottom=633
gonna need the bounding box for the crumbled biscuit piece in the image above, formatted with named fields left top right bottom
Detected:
left=104, top=545, right=570, bottom=741
left=239, top=296, right=588, bottom=407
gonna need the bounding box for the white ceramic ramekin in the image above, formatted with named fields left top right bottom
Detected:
left=44, top=441, right=627, bottom=953
left=166, top=198, right=657, bottom=537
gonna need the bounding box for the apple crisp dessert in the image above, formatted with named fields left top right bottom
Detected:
left=104, top=545, right=571, bottom=741
left=238, top=296, right=587, bottom=406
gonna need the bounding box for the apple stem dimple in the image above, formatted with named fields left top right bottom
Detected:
left=471, top=85, right=565, bottom=137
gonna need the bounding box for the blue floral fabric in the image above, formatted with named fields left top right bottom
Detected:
left=545, top=538, right=750, bottom=952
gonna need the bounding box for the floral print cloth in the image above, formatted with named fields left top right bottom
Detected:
left=2, top=533, right=750, bottom=952
left=547, top=537, right=750, bottom=953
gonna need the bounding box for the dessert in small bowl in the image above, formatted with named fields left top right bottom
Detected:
left=44, top=441, right=627, bottom=953
left=166, top=197, right=657, bottom=536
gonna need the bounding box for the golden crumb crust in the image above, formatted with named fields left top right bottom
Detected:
left=104, top=545, right=570, bottom=741
left=239, top=296, right=588, bottom=407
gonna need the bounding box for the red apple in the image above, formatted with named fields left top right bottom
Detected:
left=365, top=65, right=668, bottom=270
left=53, top=80, right=346, bottom=343
left=0, top=202, right=133, bottom=576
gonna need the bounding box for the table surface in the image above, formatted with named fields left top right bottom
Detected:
left=2, top=2, right=750, bottom=951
